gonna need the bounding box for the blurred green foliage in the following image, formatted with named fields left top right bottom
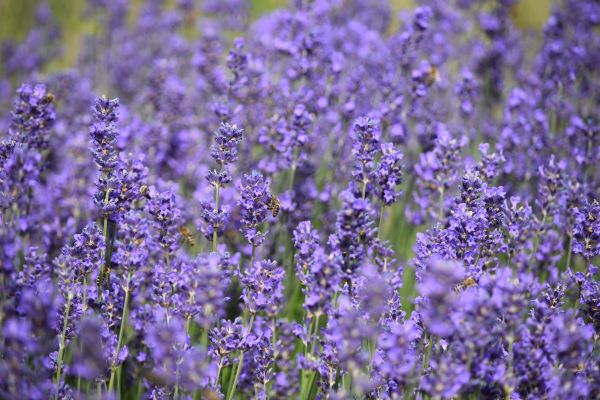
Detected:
left=0, top=0, right=552, bottom=43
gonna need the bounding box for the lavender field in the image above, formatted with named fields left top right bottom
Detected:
left=0, top=0, right=599, bottom=399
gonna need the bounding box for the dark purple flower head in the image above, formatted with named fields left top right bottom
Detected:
left=209, top=318, right=245, bottom=368
left=0, top=143, right=41, bottom=211
left=455, top=68, right=478, bottom=118
left=62, top=222, right=106, bottom=279
left=372, top=143, right=403, bottom=205
left=413, top=6, right=433, bottom=32
left=329, top=190, right=376, bottom=277
left=417, top=258, right=464, bottom=337
left=206, top=168, right=232, bottom=187
left=227, top=37, right=248, bottom=85
left=544, top=310, right=593, bottom=370
left=199, top=200, right=230, bottom=240
left=90, top=96, right=120, bottom=172
left=115, top=153, right=148, bottom=214
left=412, top=125, right=467, bottom=221
left=420, top=354, right=470, bottom=398
left=238, top=171, right=272, bottom=247
left=240, top=259, right=285, bottom=316
left=9, top=83, right=55, bottom=150
left=536, top=155, right=567, bottom=218
left=374, top=319, right=420, bottom=392
left=112, top=211, right=149, bottom=276
left=210, top=122, right=244, bottom=166
left=477, top=142, right=505, bottom=182
left=146, top=186, right=183, bottom=257
left=573, top=199, right=600, bottom=260
left=178, top=252, right=231, bottom=328
left=71, top=316, right=112, bottom=380
left=352, top=116, right=381, bottom=165
left=293, top=222, right=340, bottom=316
left=293, top=220, right=321, bottom=283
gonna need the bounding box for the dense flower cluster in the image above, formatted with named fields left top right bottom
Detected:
left=1, top=0, right=600, bottom=399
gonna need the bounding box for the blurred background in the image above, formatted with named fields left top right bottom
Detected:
left=1, top=0, right=551, bottom=74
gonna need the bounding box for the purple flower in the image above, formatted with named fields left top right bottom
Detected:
left=90, top=96, right=120, bottom=173
left=572, top=199, right=600, bottom=260
left=240, top=259, right=285, bottom=316
left=238, top=171, right=272, bottom=247
left=210, top=122, right=244, bottom=166
left=146, top=186, right=182, bottom=259
left=9, top=83, right=55, bottom=150
left=329, top=189, right=376, bottom=278
left=372, top=143, right=403, bottom=205
left=417, top=258, right=464, bottom=337
left=293, top=222, right=341, bottom=316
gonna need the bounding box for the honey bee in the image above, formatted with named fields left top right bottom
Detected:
left=140, top=185, right=150, bottom=199
left=179, top=226, right=196, bottom=246
left=266, top=194, right=280, bottom=218
left=105, top=266, right=111, bottom=288
left=425, top=65, right=440, bottom=87
left=455, top=276, right=477, bottom=292
left=96, top=269, right=104, bottom=287
left=96, top=266, right=112, bottom=288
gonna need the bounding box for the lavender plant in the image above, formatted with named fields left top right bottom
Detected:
left=1, top=0, right=600, bottom=399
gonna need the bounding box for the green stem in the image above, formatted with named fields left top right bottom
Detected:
left=378, top=204, right=385, bottom=239
left=565, top=232, right=573, bottom=271
left=213, top=182, right=220, bottom=252
left=288, top=149, right=299, bottom=191
left=108, top=272, right=132, bottom=393
left=54, top=291, right=72, bottom=400
left=422, top=333, right=432, bottom=372
left=505, top=336, right=514, bottom=400
left=226, top=314, right=255, bottom=400
left=98, top=187, right=112, bottom=301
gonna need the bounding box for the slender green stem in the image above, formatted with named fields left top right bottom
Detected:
left=201, top=328, right=209, bottom=349
left=77, top=273, right=88, bottom=394
left=175, top=357, right=181, bottom=399
left=108, top=272, right=132, bottom=393
left=216, top=362, right=223, bottom=388
left=422, top=333, right=432, bottom=372
left=54, top=291, right=72, bottom=400
left=226, top=314, right=255, bottom=400
left=288, top=149, right=299, bottom=191
left=505, top=336, right=514, bottom=400
left=565, top=232, right=573, bottom=271
left=213, top=182, right=220, bottom=252
left=378, top=204, right=385, bottom=239
left=98, top=187, right=112, bottom=301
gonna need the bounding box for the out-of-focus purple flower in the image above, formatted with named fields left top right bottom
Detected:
left=178, top=252, right=231, bottom=329
left=146, top=186, right=182, bottom=260
left=90, top=96, right=119, bottom=173
left=209, top=318, right=245, bottom=370
left=417, top=258, right=464, bottom=337
left=329, top=190, right=376, bottom=278
left=238, top=171, right=272, bottom=247
left=9, top=83, right=55, bottom=150
left=572, top=199, right=600, bottom=260
left=240, top=259, right=285, bottom=316
left=210, top=122, right=243, bottom=166
left=373, top=319, right=420, bottom=394
left=372, top=143, right=403, bottom=205
left=294, top=221, right=340, bottom=317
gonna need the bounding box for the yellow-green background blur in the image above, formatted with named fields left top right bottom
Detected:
left=0, top=0, right=551, bottom=59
